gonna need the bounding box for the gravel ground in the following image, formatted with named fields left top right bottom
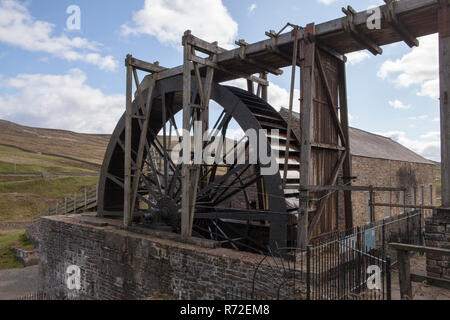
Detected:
left=0, top=265, right=38, bottom=300
left=391, top=254, right=450, bottom=300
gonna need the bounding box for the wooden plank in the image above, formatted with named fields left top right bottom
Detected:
left=315, top=49, right=347, bottom=146
left=138, top=0, right=439, bottom=88
left=389, top=243, right=450, bottom=256
left=129, top=57, right=168, bottom=73
left=411, top=273, right=450, bottom=290
left=338, top=61, right=353, bottom=230
left=130, top=76, right=156, bottom=215
left=384, top=0, right=419, bottom=48
left=439, top=4, right=450, bottom=207
left=124, top=56, right=133, bottom=227
left=298, top=23, right=316, bottom=248
left=297, top=185, right=406, bottom=192
left=308, top=151, right=347, bottom=240
left=282, top=28, right=300, bottom=189
left=181, top=32, right=192, bottom=239
left=311, top=141, right=346, bottom=151
left=373, top=202, right=439, bottom=210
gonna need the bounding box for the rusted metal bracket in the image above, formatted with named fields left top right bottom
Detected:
left=342, top=5, right=383, bottom=55
left=383, top=0, right=419, bottom=48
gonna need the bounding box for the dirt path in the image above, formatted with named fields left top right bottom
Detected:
left=0, top=266, right=38, bottom=300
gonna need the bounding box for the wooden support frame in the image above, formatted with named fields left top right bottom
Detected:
left=439, top=1, right=450, bottom=207
left=338, top=60, right=354, bottom=230
left=181, top=30, right=217, bottom=239
left=298, top=23, right=316, bottom=248
left=282, top=27, right=301, bottom=189
left=342, top=6, right=383, bottom=55
left=390, top=243, right=450, bottom=299
left=123, top=54, right=165, bottom=228
left=383, top=0, right=419, bottom=48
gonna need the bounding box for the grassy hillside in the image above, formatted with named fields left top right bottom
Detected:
left=0, top=120, right=108, bottom=222
left=0, top=119, right=110, bottom=165
left=0, top=230, right=34, bottom=270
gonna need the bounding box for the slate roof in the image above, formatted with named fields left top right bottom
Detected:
left=279, top=108, right=433, bottom=165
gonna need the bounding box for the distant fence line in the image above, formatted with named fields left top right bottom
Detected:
left=0, top=171, right=99, bottom=177
left=40, top=183, right=98, bottom=218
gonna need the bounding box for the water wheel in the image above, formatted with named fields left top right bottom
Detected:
left=97, top=75, right=302, bottom=252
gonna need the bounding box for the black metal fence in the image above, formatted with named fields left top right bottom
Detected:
left=231, top=211, right=423, bottom=300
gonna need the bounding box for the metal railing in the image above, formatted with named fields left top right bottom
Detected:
left=234, top=211, right=423, bottom=301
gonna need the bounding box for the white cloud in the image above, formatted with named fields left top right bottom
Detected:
left=346, top=51, right=371, bottom=65
left=0, top=69, right=124, bottom=133
left=317, top=0, right=337, bottom=4
left=389, top=99, right=410, bottom=110
left=377, top=34, right=438, bottom=99
left=349, top=114, right=360, bottom=126
left=248, top=4, right=257, bottom=15
left=379, top=130, right=441, bottom=162
left=0, top=0, right=117, bottom=71
left=408, top=115, right=428, bottom=120
left=225, top=79, right=301, bottom=113
left=121, top=0, right=238, bottom=49
left=433, top=117, right=440, bottom=122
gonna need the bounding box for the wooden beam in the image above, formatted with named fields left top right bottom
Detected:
left=389, top=243, right=450, bottom=256
left=130, top=76, right=156, bottom=215
left=384, top=0, right=419, bottom=48
left=439, top=3, right=450, bottom=207
left=298, top=23, right=316, bottom=248
left=342, top=6, right=383, bottom=55
left=282, top=27, right=300, bottom=189
left=124, top=55, right=133, bottom=227
left=181, top=32, right=192, bottom=239
left=311, top=141, right=346, bottom=151
left=235, top=39, right=284, bottom=76
left=299, top=185, right=406, bottom=192
left=397, top=249, right=412, bottom=300
left=129, top=57, right=168, bottom=73
left=338, top=61, right=353, bottom=230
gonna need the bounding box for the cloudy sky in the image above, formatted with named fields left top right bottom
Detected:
left=0, top=0, right=442, bottom=161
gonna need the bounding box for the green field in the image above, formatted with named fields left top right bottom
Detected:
left=0, top=230, right=34, bottom=270
left=0, top=145, right=98, bottom=173
left=0, top=145, right=99, bottom=222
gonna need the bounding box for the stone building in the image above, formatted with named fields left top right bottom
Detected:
left=279, top=108, right=436, bottom=229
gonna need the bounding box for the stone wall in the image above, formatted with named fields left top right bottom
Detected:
left=350, top=156, right=435, bottom=228
left=425, top=209, right=450, bottom=280
left=38, top=215, right=304, bottom=300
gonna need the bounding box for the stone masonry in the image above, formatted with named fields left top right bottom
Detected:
left=425, top=209, right=450, bottom=280
left=38, top=215, right=304, bottom=300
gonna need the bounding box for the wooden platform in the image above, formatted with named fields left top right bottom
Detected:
left=141, top=0, right=441, bottom=87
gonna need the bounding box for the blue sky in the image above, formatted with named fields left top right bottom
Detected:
left=0, top=0, right=442, bottom=161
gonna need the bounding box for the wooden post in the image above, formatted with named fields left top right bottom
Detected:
left=338, top=60, right=353, bottom=230
left=261, top=72, right=268, bottom=102
left=397, top=249, right=412, bottom=300
left=298, top=23, right=315, bottom=248
left=439, top=3, right=450, bottom=207
left=282, top=27, right=300, bottom=188
left=181, top=31, right=193, bottom=239
left=124, top=54, right=133, bottom=227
